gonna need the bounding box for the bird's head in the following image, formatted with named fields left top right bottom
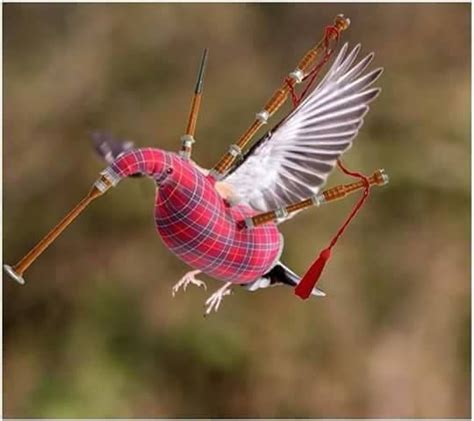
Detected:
left=106, top=146, right=217, bottom=197
left=108, top=147, right=177, bottom=186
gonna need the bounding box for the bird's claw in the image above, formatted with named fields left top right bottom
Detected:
left=204, top=282, right=233, bottom=316
left=172, top=270, right=207, bottom=297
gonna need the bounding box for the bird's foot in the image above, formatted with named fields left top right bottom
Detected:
left=172, top=270, right=207, bottom=297
left=204, top=282, right=233, bottom=316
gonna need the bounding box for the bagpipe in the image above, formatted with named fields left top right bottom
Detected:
left=4, top=14, right=388, bottom=303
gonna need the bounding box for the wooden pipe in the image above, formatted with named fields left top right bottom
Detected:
left=179, top=48, right=209, bottom=159
left=210, top=14, right=350, bottom=179
left=239, top=169, right=389, bottom=229
left=3, top=169, right=119, bottom=285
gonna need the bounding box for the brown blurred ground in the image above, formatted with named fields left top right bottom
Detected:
left=3, top=3, right=470, bottom=418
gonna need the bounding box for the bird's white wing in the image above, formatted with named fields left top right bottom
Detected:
left=225, top=43, right=383, bottom=212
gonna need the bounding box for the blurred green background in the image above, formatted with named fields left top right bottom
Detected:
left=3, top=3, right=470, bottom=418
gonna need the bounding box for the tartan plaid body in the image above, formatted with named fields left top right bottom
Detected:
left=109, top=148, right=283, bottom=283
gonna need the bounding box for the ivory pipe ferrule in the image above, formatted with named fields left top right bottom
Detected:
left=3, top=264, right=25, bottom=285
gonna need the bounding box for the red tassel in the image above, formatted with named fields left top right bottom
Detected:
left=295, top=247, right=332, bottom=299
left=294, top=160, right=372, bottom=301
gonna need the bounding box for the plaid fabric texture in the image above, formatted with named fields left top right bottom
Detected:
left=109, top=148, right=283, bottom=284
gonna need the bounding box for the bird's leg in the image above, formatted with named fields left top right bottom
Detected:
left=204, top=282, right=233, bottom=316
left=172, top=270, right=207, bottom=297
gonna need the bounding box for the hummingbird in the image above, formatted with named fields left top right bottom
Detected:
left=91, top=42, right=383, bottom=315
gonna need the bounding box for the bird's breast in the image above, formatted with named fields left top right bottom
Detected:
left=153, top=159, right=282, bottom=283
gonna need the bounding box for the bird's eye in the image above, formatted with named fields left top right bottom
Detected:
left=166, top=167, right=173, bottom=175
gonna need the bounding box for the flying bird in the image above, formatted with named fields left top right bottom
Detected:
left=91, top=42, right=383, bottom=314
left=4, top=16, right=388, bottom=315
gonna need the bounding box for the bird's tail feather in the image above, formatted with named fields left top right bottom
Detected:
left=90, top=131, right=135, bottom=165
left=244, top=262, right=326, bottom=297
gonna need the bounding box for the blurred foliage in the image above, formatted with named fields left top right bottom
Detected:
left=3, top=3, right=470, bottom=418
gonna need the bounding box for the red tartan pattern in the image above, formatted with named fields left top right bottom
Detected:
left=109, top=148, right=283, bottom=283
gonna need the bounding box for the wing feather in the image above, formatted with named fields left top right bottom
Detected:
left=225, top=44, right=382, bottom=211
